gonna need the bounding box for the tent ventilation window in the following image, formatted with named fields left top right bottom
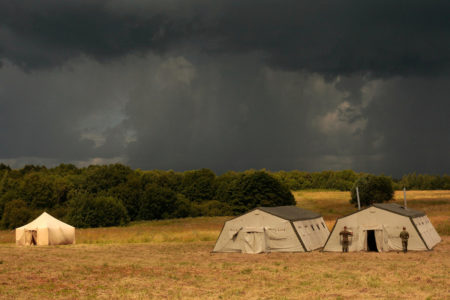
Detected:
left=310, top=225, right=315, bottom=231
left=316, top=224, right=320, bottom=230
left=321, top=222, right=326, bottom=228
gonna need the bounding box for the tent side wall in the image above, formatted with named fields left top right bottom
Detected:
left=213, top=210, right=304, bottom=253
left=37, top=228, right=49, bottom=245
left=412, top=216, right=441, bottom=249
left=293, top=217, right=330, bottom=251
left=48, top=226, right=75, bottom=245
left=323, top=207, right=428, bottom=252
left=15, top=228, right=25, bottom=246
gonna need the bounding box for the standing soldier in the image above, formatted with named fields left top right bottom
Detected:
left=399, top=227, right=409, bottom=253
left=339, top=226, right=353, bottom=252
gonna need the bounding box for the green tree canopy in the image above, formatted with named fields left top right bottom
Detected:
left=66, top=192, right=129, bottom=228
left=139, top=184, right=178, bottom=220
left=181, top=168, right=216, bottom=202
left=227, top=171, right=295, bottom=214
left=350, top=174, right=394, bottom=207
left=1, top=199, right=34, bottom=229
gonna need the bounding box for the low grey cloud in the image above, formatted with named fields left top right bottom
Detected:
left=0, top=1, right=449, bottom=176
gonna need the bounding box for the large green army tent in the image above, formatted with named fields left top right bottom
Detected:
left=322, top=203, right=441, bottom=252
left=213, top=206, right=329, bottom=253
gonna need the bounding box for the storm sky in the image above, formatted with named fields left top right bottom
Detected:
left=1, top=0, right=449, bottom=177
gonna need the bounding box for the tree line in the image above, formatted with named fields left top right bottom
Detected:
left=271, top=170, right=450, bottom=191
left=0, top=163, right=448, bottom=229
left=0, top=164, right=294, bottom=229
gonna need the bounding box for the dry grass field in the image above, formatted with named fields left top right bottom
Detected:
left=0, top=190, right=449, bottom=299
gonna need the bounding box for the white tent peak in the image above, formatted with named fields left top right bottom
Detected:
left=17, top=212, right=74, bottom=230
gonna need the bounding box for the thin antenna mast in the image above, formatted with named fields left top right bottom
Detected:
left=403, top=187, right=407, bottom=210
left=356, top=186, right=361, bottom=210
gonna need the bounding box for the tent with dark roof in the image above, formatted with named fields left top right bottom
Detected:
left=212, top=206, right=329, bottom=253
left=322, top=203, right=441, bottom=252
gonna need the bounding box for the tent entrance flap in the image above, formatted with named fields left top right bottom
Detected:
left=25, top=230, right=37, bottom=246
left=366, top=230, right=377, bottom=251
left=244, top=231, right=266, bottom=254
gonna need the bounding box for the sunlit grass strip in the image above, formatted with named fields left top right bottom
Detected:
left=77, top=229, right=218, bottom=244
left=0, top=190, right=448, bottom=244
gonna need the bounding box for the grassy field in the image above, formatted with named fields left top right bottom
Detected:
left=0, top=190, right=449, bottom=299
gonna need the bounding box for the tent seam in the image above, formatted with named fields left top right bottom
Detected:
left=290, top=221, right=307, bottom=252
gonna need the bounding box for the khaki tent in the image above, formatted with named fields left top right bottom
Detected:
left=322, top=203, right=441, bottom=252
left=16, top=212, right=75, bottom=246
left=213, top=206, right=330, bottom=253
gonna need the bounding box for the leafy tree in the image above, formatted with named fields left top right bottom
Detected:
left=1, top=199, right=34, bottom=229
left=181, top=168, right=216, bottom=202
left=142, top=170, right=183, bottom=192
left=66, top=192, right=129, bottom=228
left=81, top=164, right=134, bottom=193
left=215, top=171, right=243, bottom=203
left=50, top=163, right=80, bottom=176
left=19, top=172, right=58, bottom=208
left=0, top=163, right=11, bottom=171
left=109, top=172, right=143, bottom=220
left=20, top=164, right=47, bottom=175
left=139, top=184, right=178, bottom=220
left=228, top=171, right=295, bottom=214
left=350, top=174, right=394, bottom=207
left=0, top=190, right=19, bottom=217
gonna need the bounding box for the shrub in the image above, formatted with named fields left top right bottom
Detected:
left=350, top=175, right=394, bottom=207
left=195, top=200, right=233, bottom=216
left=172, top=194, right=193, bottom=218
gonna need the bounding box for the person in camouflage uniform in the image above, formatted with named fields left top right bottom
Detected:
left=399, top=227, right=409, bottom=253
left=339, top=226, right=353, bottom=252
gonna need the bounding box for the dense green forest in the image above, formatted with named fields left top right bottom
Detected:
left=0, top=163, right=449, bottom=229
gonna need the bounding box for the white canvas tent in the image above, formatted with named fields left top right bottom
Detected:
left=322, top=203, right=441, bottom=252
left=16, top=212, right=75, bottom=246
left=213, top=206, right=330, bottom=253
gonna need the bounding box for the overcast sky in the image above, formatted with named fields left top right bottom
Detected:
left=1, top=0, right=449, bottom=177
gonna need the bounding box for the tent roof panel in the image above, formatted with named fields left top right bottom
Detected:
left=257, top=206, right=322, bottom=221
left=373, top=203, right=425, bottom=217
left=16, top=212, right=74, bottom=230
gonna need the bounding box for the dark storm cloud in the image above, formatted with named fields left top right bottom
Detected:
left=359, top=77, right=450, bottom=175
left=0, top=57, right=141, bottom=162
left=1, top=0, right=449, bottom=77
left=0, top=1, right=449, bottom=176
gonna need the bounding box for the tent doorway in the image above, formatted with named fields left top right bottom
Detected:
left=25, top=230, right=37, bottom=246
left=366, top=230, right=378, bottom=252
left=243, top=231, right=266, bottom=254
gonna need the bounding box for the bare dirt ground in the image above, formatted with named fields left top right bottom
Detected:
left=0, top=190, right=448, bottom=299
